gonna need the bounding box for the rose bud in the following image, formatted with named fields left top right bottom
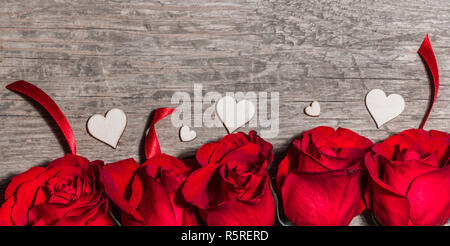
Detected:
left=100, top=155, right=199, bottom=226
left=277, top=126, right=373, bottom=226
left=365, top=129, right=449, bottom=226
left=182, top=131, right=276, bottom=226
left=0, top=155, right=114, bottom=226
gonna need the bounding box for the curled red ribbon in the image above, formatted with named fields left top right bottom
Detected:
left=6, top=80, right=77, bottom=154
left=418, top=34, right=439, bottom=129
left=144, top=108, right=175, bottom=159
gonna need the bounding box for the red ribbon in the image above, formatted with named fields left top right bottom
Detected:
left=144, top=108, right=175, bottom=159
left=6, top=81, right=77, bottom=155
left=418, top=34, right=439, bottom=129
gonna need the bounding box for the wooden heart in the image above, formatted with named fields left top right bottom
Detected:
left=179, top=125, right=197, bottom=142
left=216, top=96, right=256, bottom=134
left=87, top=108, right=127, bottom=148
left=365, top=89, right=405, bottom=128
left=305, top=101, right=321, bottom=117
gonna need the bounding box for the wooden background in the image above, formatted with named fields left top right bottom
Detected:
left=0, top=0, right=449, bottom=226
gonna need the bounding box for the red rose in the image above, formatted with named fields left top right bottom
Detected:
left=182, top=131, right=275, bottom=226
left=100, top=154, right=198, bottom=226
left=365, top=129, right=449, bottom=226
left=0, top=154, right=114, bottom=226
left=277, top=127, right=373, bottom=226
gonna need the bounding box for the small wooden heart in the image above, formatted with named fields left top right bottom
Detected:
left=216, top=96, right=256, bottom=134
left=365, top=89, right=405, bottom=128
left=305, top=101, right=321, bottom=117
left=179, top=125, right=197, bottom=142
left=87, top=108, right=127, bottom=148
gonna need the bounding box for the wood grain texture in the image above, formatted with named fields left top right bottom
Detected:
left=0, top=0, right=449, bottom=226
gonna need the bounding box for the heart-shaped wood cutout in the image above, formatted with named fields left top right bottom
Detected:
left=365, top=89, right=405, bottom=128
left=305, top=101, right=321, bottom=117
left=87, top=108, right=127, bottom=148
left=216, top=96, right=256, bottom=134
left=179, top=125, right=197, bottom=142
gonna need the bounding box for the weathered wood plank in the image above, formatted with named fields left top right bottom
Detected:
left=0, top=0, right=449, bottom=226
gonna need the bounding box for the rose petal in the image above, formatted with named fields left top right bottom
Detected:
left=330, top=128, right=373, bottom=150
left=182, top=163, right=221, bottom=209
left=167, top=191, right=193, bottom=226
left=100, top=159, right=144, bottom=223
left=207, top=132, right=254, bottom=165
left=137, top=177, right=177, bottom=226
left=249, top=131, right=274, bottom=166
left=297, top=127, right=372, bottom=171
left=219, top=143, right=262, bottom=166
left=237, top=173, right=267, bottom=202
left=383, top=159, right=437, bottom=195
left=201, top=179, right=275, bottom=226
left=365, top=153, right=411, bottom=226
left=406, top=163, right=450, bottom=225
left=281, top=168, right=363, bottom=226
left=196, top=143, right=218, bottom=166
left=297, top=150, right=332, bottom=172
left=11, top=174, right=52, bottom=225
left=145, top=154, right=190, bottom=193
left=0, top=198, right=15, bottom=225
left=4, top=166, right=45, bottom=199
left=276, top=145, right=299, bottom=193
left=182, top=206, right=199, bottom=226
left=28, top=192, right=113, bottom=226
left=28, top=203, right=70, bottom=225
left=102, top=159, right=139, bottom=196
left=374, top=129, right=449, bottom=164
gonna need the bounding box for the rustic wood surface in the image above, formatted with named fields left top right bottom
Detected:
left=0, top=0, right=449, bottom=226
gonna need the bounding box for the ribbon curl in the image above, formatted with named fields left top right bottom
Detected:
left=6, top=80, right=77, bottom=155
left=418, top=34, right=439, bottom=129
left=144, top=108, right=175, bottom=159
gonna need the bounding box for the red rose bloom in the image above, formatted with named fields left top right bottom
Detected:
left=277, top=126, right=373, bottom=226
left=0, top=154, right=114, bottom=226
left=182, top=131, right=275, bottom=226
left=365, top=129, right=449, bottom=226
left=100, top=154, right=198, bottom=226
